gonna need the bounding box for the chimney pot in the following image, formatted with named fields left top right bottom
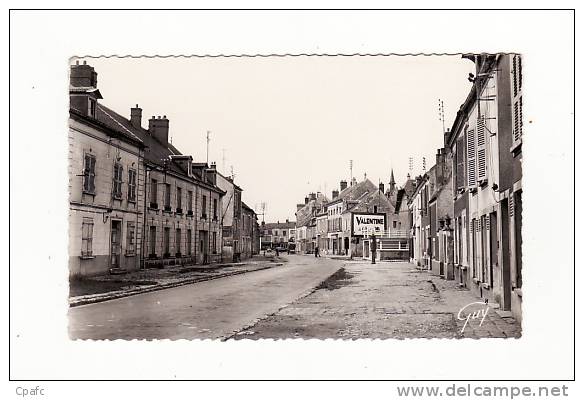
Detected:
left=76, top=60, right=79, bottom=65
left=340, top=180, right=348, bottom=191
left=83, top=60, right=87, bottom=65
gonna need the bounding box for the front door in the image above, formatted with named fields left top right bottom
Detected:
left=200, top=230, right=209, bottom=264
left=110, top=220, right=122, bottom=269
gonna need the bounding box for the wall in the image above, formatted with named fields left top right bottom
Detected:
left=68, top=118, right=144, bottom=277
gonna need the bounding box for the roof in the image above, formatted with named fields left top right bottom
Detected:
left=262, top=221, right=296, bottom=229
left=86, top=103, right=223, bottom=193
left=296, top=193, right=329, bottom=227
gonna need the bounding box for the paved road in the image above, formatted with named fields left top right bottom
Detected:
left=237, top=261, right=522, bottom=339
left=68, top=255, right=342, bottom=340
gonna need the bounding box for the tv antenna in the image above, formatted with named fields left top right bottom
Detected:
left=349, top=159, right=353, bottom=183
left=221, top=148, right=226, bottom=172
left=438, top=99, right=446, bottom=134
left=422, top=157, right=427, bottom=173
left=206, top=130, right=211, bottom=164
left=409, top=157, right=413, bottom=174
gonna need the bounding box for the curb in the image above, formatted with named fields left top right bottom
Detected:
left=69, top=264, right=281, bottom=308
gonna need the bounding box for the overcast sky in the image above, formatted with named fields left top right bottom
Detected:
left=77, top=56, right=475, bottom=222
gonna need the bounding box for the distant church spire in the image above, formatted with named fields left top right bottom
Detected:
left=389, top=168, right=396, bottom=192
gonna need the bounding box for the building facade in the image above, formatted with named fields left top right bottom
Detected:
left=216, top=172, right=243, bottom=261
left=260, top=220, right=296, bottom=250
left=446, top=53, right=523, bottom=320
left=68, top=61, right=146, bottom=277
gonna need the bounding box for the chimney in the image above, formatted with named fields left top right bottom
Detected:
left=297, top=203, right=305, bottom=211
left=332, top=190, right=339, bottom=199
left=286, top=219, right=289, bottom=223
left=70, top=61, right=98, bottom=88
left=304, top=197, right=309, bottom=205
left=379, top=182, right=385, bottom=193
left=149, top=115, right=170, bottom=144
left=69, top=62, right=102, bottom=117
left=340, top=180, right=348, bottom=191
left=206, top=162, right=217, bottom=185
left=310, top=192, right=316, bottom=201
left=130, top=104, right=142, bottom=129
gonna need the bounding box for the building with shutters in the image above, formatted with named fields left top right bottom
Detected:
left=241, top=202, right=260, bottom=258
left=446, top=53, right=523, bottom=321
left=260, top=220, right=296, bottom=250
left=216, top=172, right=244, bottom=261
left=69, top=61, right=146, bottom=277
left=68, top=61, right=226, bottom=277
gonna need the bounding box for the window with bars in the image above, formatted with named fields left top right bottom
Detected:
left=113, top=163, right=123, bottom=199
left=127, top=169, right=137, bottom=202
left=81, top=217, right=94, bottom=257
left=126, top=221, right=136, bottom=255
left=83, top=153, right=96, bottom=194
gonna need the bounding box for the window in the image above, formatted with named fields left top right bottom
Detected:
left=212, top=231, right=217, bottom=254
left=466, top=125, right=477, bottom=189
left=126, top=221, right=136, bottom=255
left=455, top=136, right=465, bottom=191
left=163, top=227, right=170, bottom=257
left=213, top=198, right=218, bottom=220
left=113, top=163, right=123, bottom=199
left=88, top=98, right=97, bottom=117
left=476, top=115, right=487, bottom=183
left=202, top=195, right=207, bottom=218
left=81, top=217, right=94, bottom=256
left=176, top=187, right=182, bottom=212
left=176, top=228, right=181, bottom=256
left=511, top=54, right=523, bottom=150
left=187, top=229, right=192, bottom=255
left=393, top=221, right=397, bottom=229
left=127, top=169, right=137, bottom=202
left=83, top=153, right=96, bottom=194
left=374, top=206, right=378, bottom=213
left=149, top=226, right=157, bottom=257
left=164, top=183, right=171, bottom=210
left=187, top=190, right=193, bottom=214
left=150, top=178, right=158, bottom=208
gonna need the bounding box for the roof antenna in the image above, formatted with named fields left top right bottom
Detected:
left=438, top=98, right=446, bottom=134
left=206, top=130, right=211, bottom=164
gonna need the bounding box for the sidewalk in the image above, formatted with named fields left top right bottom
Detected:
left=69, top=256, right=284, bottom=307
left=234, top=261, right=521, bottom=339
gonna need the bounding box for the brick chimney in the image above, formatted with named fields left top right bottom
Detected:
left=297, top=203, right=305, bottom=211
left=340, top=180, right=347, bottom=191
left=69, top=61, right=102, bottom=117
left=130, top=104, right=142, bottom=129
left=149, top=115, right=169, bottom=144
left=304, top=197, right=309, bottom=205
left=379, top=182, right=385, bottom=193
left=70, top=60, right=97, bottom=88
left=309, top=192, right=316, bottom=201
left=332, top=190, right=339, bottom=199
left=206, top=162, right=218, bottom=185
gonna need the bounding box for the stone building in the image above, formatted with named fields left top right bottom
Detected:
left=216, top=172, right=243, bottom=261
left=68, top=61, right=146, bottom=277
left=446, top=53, right=523, bottom=321
left=68, top=61, right=226, bottom=276
left=260, top=220, right=296, bottom=250
left=295, top=192, right=328, bottom=254
left=241, top=202, right=260, bottom=259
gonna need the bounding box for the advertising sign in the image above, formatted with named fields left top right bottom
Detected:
left=352, top=213, right=386, bottom=236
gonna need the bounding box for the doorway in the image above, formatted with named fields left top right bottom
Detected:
left=110, top=220, right=122, bottom=269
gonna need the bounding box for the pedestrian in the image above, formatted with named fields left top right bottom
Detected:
left=275, top=247, right=279, bottom=257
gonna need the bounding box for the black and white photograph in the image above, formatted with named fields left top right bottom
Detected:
left=8, top=7, right=576, bottom=389
left=67, top=53, right=523, bottom=341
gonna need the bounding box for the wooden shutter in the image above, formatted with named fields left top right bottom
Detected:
left=477, top=115, right=487, bottom=182
left=456, top=136, right=465, bottom=190
left=511, top=55, right=523, bottom=146
left=466, top=126, right=477, bottom=188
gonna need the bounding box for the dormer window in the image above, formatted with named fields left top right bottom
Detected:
left=88, top=98, right=97, bottom=118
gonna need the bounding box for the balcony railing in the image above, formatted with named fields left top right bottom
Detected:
left=364, top=229, right=410, bottom=239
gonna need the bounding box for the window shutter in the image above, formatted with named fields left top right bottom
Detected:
left=511, top=55, right=523, bottom=146
left=477, top=115, right=487, bottom=182
left=456, top=137, right=465, bottom=190
left=466, top=127, right=477, bottom=188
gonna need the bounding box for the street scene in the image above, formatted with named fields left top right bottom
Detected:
left=68, top=53, right=523, bottom=340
